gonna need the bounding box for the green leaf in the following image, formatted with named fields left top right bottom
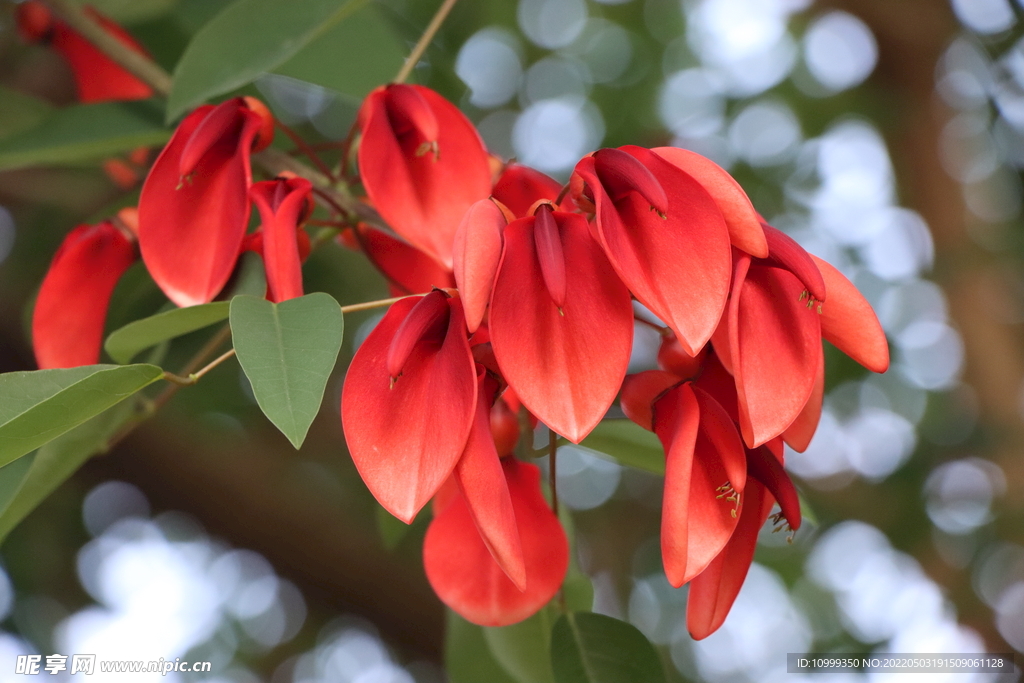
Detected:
left=580, top=420, right=665, bottom=475
left=446, top=611, right=518, bottom=683
left=0, top=100, right=169, bottom=172
left=274, top=3, right=404, bottom=99
left=0, top=401, right=136, bottom=543
left=230, top=293, right=344, bottom=449
left=550, top=612, right=666, bottom=683
left=564, top=572, right=594, bottom=613
left=167, top=0, right=371, bottom=122
left=375, top=504, right=410, bottom=550
left=0, top=365, right=163, bottom=468
left=105, top=302, right=230, bottom=364
left=227, top=251, right=268, bottom=299
left=485, top=606, right=557, bottom=683
left=0, top=86, right=54, bottom=141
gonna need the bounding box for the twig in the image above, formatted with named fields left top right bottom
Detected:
left=549, top=427, right=559, bottom=518
left=275, top=120, right=337, bottom=182
left=394, top=0, right=460, bottom=84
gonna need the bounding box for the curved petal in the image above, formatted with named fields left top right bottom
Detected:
left=746, top=445, right=801, bottom=531
left=811, top=255, right=890, bottom=373
left=357, top=85, right=491, bottom=268
left=686, top=481, right=774, bottom=640
left=490, top=213, right=633, bottom=443
left=620, top=370, right=679, bottom=432
left=575, top=147, right=731, bottom=355
left=50, top=7, right=153, bottom=103
left=139, top=101, right=261, bottom=307
left=782, top=350, right=823, bottom=452
left=341, top=296, right=477, bottom=522
left=454, top=370, right=525, bottom=589
left=732, top=263, right=822, bottom=448
left=355, top=225, right=455, bottom=295
left=492, top=164, right=562, bottom=218
left=423, top=458, right=568, bottom=626
left=453, top=199, right=505, bottom=332
left=762, top=224, right=826, bottom=302
left=32, top=222, right=136, bottom=368
left=251, top=177, right=312, bottom=302
left=652, top=147, right=767, bottom=258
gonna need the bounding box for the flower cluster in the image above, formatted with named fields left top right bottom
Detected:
left=24, top=11, right=889, bottom=636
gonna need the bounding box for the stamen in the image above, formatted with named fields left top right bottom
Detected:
left=715, top=481, right=740, bottom=517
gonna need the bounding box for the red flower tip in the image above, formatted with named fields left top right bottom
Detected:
left=386, top=289, right=451, bottom=381
left=178, top=99, right=247, bottom=179
left=620, top=370, right=679, bottom=432
left=423, top=458, right=568, bottom=626
left=386, top=84, right=440, bottom=151
left=746, top=445, right=801, bottom=532
left=242, top=96, right=275, bottom=152
left=33, top=221, right=137, bottom=369
left=533, top=204, right=567, bottom=310
left=761, top=224, right=826, bottom=303
left=250, top=176, right=312, bottom=303
left=593, top=147, right=669, bottom=217
left=16, top=2, right=53, bottom=42
left=453, top=198, right=505, bottom=333
left=658, top=332, right=706, bottom=380
left=811, top=255, right=890, bottom=374
left=490, top=396, right=520, bottom=458
left=492, top=164, right=563, bottom=218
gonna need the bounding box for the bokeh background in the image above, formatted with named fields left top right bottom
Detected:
left=0, top=0, right=1023, bottom=680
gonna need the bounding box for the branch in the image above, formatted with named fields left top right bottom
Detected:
left=41, top=0, right=173, bottom=97
left=394, top=0, right=460, bottom=84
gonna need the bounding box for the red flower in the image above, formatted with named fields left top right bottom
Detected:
left=138, top=97, right=273, bottom=307
left=249, top=176, right=313, bottom=303
left=349, top=225, right=456, bottom=297
left=423, top=457, right=568, bottom=626
left=16, top=1, right=153, bottom=103
left=489, top=205, right=634, bottom=443
left=452, top=198, right=507, bottom=334
left=571, top=146, right=732, bottom=356
left=33, top=215, right=137, bottom=368
left=341, top=291, right=477, bottom=522
left=356, top=84, right=491, bottom=269
left=491, top=163, right=563, bottom=218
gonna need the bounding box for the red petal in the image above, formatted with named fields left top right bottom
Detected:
left=386, top=289, right=451, bottom=380
left=782, top=350, right=823, bottom=452
left=138, top=102, right=261, bottom=307
left=341, top=296, right=477, bottom=522
left=686, top=481, right=774, bottom=639
left=575, top=146, right=731, bottom=355
left=657, top=332, right=706, bottom=379
left=533, top=204, right=566, bottom=309
left=33, top=221, right=136, bottom=368
left=423, top=458, right=568, bottom=626
left=620, top=370, right=679, bottom=432
left=490, top=213, right=633, bottom=443
left=357, top=85, right=491, bottom=268
left=731, top=262, right=822, bottom=448
left=811, top=255, right=890, bottom=373
left=454, top=370, right=526, bottom=589
left=355, top=225, right=456, bottom=295
left=746, top=445, right=801, bottom=531
left=453, top=199, right=505, bottom=333
left=492, top=164, right=563, bottom=218
left=655, top=384, right=745, bottom=587
left=762, top=224, right=826, bottom=303
left=694, top=349, right=739, bottom=421
left=250, top=177, right=312, bottom=303
left=50, top=8, right=152, bottom=103
left=652, top=147, right=767, bottom=258
left=593, top=148, right=668, bottom=214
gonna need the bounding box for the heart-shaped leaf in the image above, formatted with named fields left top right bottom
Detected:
left=105, top=302, right=230, bottom=364
left=551, top=612, right=666, bottom=683
left=230, top=293, right=344, bottom=449
left=0, top=364, right=163, bottom=468
left=484, top=606, right=557, bottom=683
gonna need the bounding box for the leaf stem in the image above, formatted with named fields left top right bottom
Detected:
left=393, top=0, right=460, bottom=84
left=275, top=120, right=337, bottom=182
left=340, top=295, right=410, bottom=314
left=41, top=0, right=172, bottom=96
left=549, top=427, right=559, bottom=517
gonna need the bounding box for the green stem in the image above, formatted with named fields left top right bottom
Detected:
left=393, top=0, right=460, bottom=84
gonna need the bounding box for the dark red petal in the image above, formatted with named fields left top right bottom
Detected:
left=652, top=147, right=768, bottom=258
left=454, top=371, right=526, bottom=589
left=138, top=103, right=261, bottom=307
left=761, top=224, right=826, bottom=303
left=746, top=446, right=801, bottom=531
left=620, top=370, right=680, bottom=432
left=354, top=225, right=456, bottom=295
left=423, top=458, right=568, bottom=626
left=385, top=84, right=439, bottom=142
left=533, top=205, right=566, bottom=309
left=490, top=213, right=633, bottom=443
left=593, top=148, right=668, bottom=214
left=694, top=349, right=740, bottom=422
left=811, top=255, right=890, bottom=373
left=453, top=199, right=505, bottom=333
left=575, top=146, right=732, bottom=356
left=50, top=8, right=152, bottom=103
left=342, top=296, right=477, bottom=522
left=657, top=332, right=706, bottom=379
left=693, top=386, right=746, bottom=492
left=386, top=289, right=450, bottom=380
left=357, top=86, right=491, bottom=268
left=492, top=164, right=562, bottom=218
left=686, top=481, right=774, bottom=639
left=782, top=350, right=823, bottom=452
left=250, top=177, right=312, bottom=303
left=731, top=263, right=822, bottom=448
left=179, top=99, right=245, bottom=177
left=33, top=222, right=136, bottom=368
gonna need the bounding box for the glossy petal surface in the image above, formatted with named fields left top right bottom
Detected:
left=453, top=199, right=505, bottom=332
left=812, top=255, right=890, bottom=373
